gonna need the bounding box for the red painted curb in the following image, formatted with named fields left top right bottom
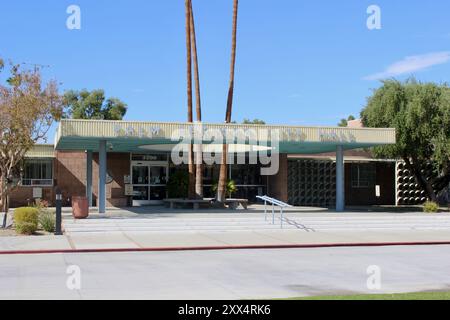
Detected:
left=1, top=241, right=450, bottom=255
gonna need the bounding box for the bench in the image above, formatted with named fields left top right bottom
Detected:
left=163, top=198, right=249, bottom=210
left=224, top=199, right=249, bottom=210
left=163, top=198, right=214, bottom=210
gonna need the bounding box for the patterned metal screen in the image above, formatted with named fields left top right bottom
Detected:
left=288, top=159, right=336, bottom=207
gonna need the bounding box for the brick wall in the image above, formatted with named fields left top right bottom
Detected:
left=9, top=151, right=131, bottom=208
left=56, top=151, right=130, bottom=207
left=9, top=158, right=57, bottom=208
left=91, top=152, right=130, bottom=207
left=55, top=151, right=87, bottom=206
left=9, top=186, right=55, bottom=208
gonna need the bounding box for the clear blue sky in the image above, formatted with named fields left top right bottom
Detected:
left=1, top=0, right=450, bottom=139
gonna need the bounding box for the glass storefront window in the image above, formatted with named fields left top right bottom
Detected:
left=351, top=163, right=376, bottom=188
left=132, top=162, right=168, bottom=202
left=203, top=165, right=220, bottom=186
left=132, top=166, right=149, bottom=185
left=22, top=159, right=53, bottom=186
left=133, top=186, right=149, bottom=200
left=150, top=166, right=167, bottom=185
left=150, top=186, right=166, bottom=200
left=166, top=156, right=268, bottom=202
left=230, top=164, right=265, bottom=186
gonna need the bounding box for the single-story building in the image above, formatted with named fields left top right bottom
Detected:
left=8, top=119, right=400, bottom=212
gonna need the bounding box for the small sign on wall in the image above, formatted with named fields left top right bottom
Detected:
left=375, top=185, right=381, bottom=198
left=124, top=184, right=133, bottom=196
left=33, top=188, right=43, bottom=199
left=124, top=175, right=131, bottom=184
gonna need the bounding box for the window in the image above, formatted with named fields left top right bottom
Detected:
left=22, top=159, right=53, bottom=186
left=351, top=163, right=375, bottom=188
left=230, top=164, right=265, bottom=186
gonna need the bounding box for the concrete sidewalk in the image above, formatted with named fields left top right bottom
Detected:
left=3, top=245, right=450, bottom=299
left=2, top=229, right=450, bottom=253
left=2, top=206, right=450, bottom=253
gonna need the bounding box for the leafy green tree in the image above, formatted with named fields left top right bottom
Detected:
left=0, top=60, right=63, bottom=227
left=212, top=180, right=237, bottom=198
left=338, top=115, right=356, bottom=127
left=63, top=89, right=127, bottom=120
left=361, top=79, right=450, bottom=202
left=242, top=118, right=266, bottom=125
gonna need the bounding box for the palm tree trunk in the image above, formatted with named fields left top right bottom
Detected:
left=217, top=0, right=239, bottom=203
left=185, top=0, right=196, bottom=199
left=190, top=2, right=204, bottom=199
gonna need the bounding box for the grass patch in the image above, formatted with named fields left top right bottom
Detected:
left=284, top=291, right=450, bottom=300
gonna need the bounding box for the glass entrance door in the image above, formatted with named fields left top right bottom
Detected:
left=131, top=161, right=168, bottom=205
left=149, top=166, right=167, bottom=200
left=132, top=165, right=149, bottom=201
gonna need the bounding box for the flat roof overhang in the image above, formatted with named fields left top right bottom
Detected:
left=54, top=119, right=396, bottom=154
left=25, top=144, right=56, bottom=158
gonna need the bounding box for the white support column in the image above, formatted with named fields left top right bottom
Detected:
left=86, top=150, right=93, bottom=208
left=98, top=140, right=107, bottom=214
left=336, top=145, right=345, bottom=212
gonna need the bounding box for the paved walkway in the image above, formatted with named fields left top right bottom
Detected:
left=2, top=229, right=450, bottom=253
left=1, top=206, right=450, bottom=253
left=2, top=245, right=450, bottom=299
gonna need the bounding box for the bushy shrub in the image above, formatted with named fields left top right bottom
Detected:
left=39, top=210, right=56, bottom=233
left=29, top=199, right=50, bottom=216
left=34, top=199, right=49, bottom=210
left=14, top=207, right=39, bottom=235
left=15, top=222, right=38, bottom=235
left=212, top=180, right=238, bottom=198
left=423, top=201, right=439, bottom=213
left=167, top=170, right=189, bottom=198
left=14, top=207, right=39, bottom=225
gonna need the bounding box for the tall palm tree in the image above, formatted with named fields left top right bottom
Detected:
left=217, top=0, right=239, bottom=203
left=190, top=1, right=204, bottom=199
left=185, top=0, right=196, bottom=199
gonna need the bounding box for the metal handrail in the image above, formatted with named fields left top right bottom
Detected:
left=256, top=195, right=292, bottom=229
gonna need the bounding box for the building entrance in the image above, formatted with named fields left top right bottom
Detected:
left=131, top=157, right=169, bottom=206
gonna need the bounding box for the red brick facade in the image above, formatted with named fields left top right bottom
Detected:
left=8, top=151, right=395, bottom=208
left=9, top=184, right=55, bottom=208
left=9, top=158, right=57, bottom=208
left=55, top=151, right=87, bottom=206
left=91, top=152, right=131, bottom=207
left=10, top=151, right=131, bottom=208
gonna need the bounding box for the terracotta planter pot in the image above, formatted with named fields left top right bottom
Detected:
left=72, top=196, right=89, bottom=219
